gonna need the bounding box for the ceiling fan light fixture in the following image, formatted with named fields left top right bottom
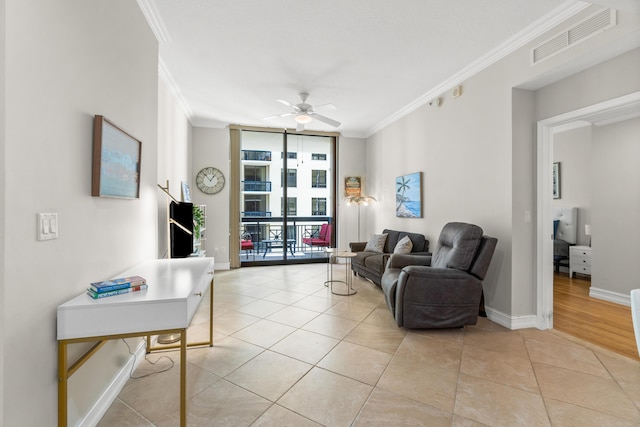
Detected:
left=295, top=113, right=313, bottom=124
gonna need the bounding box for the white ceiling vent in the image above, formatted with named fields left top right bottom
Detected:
left=532, top=8, right=616, bottom=64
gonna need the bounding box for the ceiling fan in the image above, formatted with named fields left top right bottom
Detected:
left=264, top=92, right=341, bottom=131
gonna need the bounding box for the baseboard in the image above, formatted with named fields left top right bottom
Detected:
left=589, top=286, right=631, bottom=306
left=79, top=339, right=147, bottom=427
left=215, top=261, right=230, bottom=270
left=485, top=307, right=538, bottom=330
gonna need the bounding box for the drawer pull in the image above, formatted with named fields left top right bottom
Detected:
left=194, top=292, right=203, bottom=297
left=207, top=271, right=214, bottom=275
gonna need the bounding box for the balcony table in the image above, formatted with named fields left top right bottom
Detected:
left=261, top=239, right=296, bottom=258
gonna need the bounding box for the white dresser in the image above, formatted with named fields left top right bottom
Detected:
left=569, top=245, right=591, bottom=278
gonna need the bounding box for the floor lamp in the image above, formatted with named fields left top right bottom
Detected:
left=345, top=195, right=376, bottom=242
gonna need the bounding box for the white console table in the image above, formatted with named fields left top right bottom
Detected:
left=57, top=257, right=215, bottom=427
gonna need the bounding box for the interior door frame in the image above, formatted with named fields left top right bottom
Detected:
left=536, top=91, right=640, bottom=329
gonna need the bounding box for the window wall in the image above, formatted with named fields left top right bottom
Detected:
left=237, top=129, right=336, bottom=265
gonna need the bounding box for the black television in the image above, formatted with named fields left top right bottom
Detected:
left=169, top=201, right=193, bottom=258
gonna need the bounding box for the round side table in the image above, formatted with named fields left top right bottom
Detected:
left=331, top=251, right=357, bottom=296
left=324, top=248, right=338, bottom=287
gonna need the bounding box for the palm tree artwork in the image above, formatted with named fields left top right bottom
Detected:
left=395, top=172, right=422, bottom=218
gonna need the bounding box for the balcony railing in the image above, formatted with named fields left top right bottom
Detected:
left=242, top=211, right=272, bottom=217
left=242, top=150, right=272, bottom=161
left=242, top=180, right=272, bottom=192
left=240, top=216, right=332, bottom=260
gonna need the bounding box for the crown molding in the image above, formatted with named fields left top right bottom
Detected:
left=158, top=57, right=194, bottom=120
left=366, top=1, right=591, bottom=138
left=137, top=0, right=171, bottom=43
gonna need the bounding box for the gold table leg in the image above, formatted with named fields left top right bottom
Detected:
left=180, top=328, right=187, bottom=427
left=58, top=341, right=68, bottom=427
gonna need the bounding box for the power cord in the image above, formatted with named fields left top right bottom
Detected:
left=122, top=338, right=175, bottom=379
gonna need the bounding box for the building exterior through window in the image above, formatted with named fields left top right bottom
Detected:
left=240, top=131, right=334, bottom=263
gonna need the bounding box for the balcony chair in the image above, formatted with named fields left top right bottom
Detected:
left=241, top=233, right=254, bottom=259
left=302, top=223, right=332, bottom=251
left=381, top=222, right=497, bottom=329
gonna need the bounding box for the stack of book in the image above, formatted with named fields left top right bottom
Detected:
left=87, top=275, right=147, bottom=299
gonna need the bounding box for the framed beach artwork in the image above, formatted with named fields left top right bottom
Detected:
left=396, top=172, right=422, bottom=218
left=92, top=115, right=141, bottom=199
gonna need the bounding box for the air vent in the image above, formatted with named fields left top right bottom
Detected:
left=532, top=8, right=616, bottom=64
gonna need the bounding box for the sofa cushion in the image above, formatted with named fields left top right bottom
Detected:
left=352, top=252, right=386, bottom=275
left=432, top=223, right=483, bottom=271
left=382, top=229, right=428, bottom=253
left=364, top=233, right=388, bottom=253
left=393, top=235, right=413, bottom=254
left=363, top=253, right=387, bottom=274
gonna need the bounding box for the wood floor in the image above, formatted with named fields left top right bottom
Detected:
left=553, top=272, right=639, bottom=361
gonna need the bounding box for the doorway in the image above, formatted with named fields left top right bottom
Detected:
left=237, top=129, right=337, bottom=266
left=536, top=91, right=640, bottom=329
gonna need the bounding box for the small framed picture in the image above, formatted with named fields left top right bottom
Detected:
left=181, top=181, right=191, bottom=202
left=345, top=176, right=361, bottom=197
left=553, top=162, right=561, bottom=199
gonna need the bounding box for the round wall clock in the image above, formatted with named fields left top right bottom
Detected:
left=196, top=167, right=225, bottom=194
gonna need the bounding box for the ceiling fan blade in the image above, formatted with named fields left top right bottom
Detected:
left=263, top=112, right=295, bottom=120
left=296, top=122, right=305, bottom=132
left=311, top=103, right=336, bottom=112
left=311, top=113, right=341, bottom=127
left=277, top=99, right=295, bottom=107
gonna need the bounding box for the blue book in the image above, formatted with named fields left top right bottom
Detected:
left=89, top=275, right=146, bottom=293
left=87, top=284, right=148, bottom=299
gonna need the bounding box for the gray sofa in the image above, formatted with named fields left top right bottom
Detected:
left=349, top=229, right=430, bottom=286
left=381, top=222, right=497, bottom=329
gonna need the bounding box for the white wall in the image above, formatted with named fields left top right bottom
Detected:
left=157, top=76, right=193, bottom=258
left=338, top=136, right=367, bottom=248
left=591, top=117, right=640, bottom=296
left=553, top=126, right=593, bottom=247
left=512, top=88, right=536, bottom=316
left=192, top=127, right=230, bottom=269
left=2, top=1, right=158, bottom=425
left=0, top=0, right=5, bottom=420
left=366, top=67, right=512, bottom=315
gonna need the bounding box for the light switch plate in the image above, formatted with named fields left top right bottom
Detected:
left=37, top=213, right=58, bottom=241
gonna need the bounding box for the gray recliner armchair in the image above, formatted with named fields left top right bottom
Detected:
left=381, top=222, right=497, bottom=328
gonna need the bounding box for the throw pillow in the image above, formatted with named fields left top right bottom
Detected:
left=364, top=233, right=388, bottom=253
left=393, top=235, right=413, bottom=254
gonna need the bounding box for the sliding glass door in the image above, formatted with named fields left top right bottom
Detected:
left=238, top=130, right=336, bottom=265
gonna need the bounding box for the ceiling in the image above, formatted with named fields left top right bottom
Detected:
left=139, top=0, right=636, bottom=137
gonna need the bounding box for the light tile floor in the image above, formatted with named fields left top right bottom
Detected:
left=99, top=263, right=640, bottom=426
